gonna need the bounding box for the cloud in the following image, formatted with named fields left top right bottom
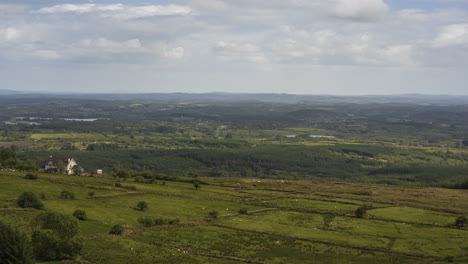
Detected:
left=432, top=23, right=468, bottom=47
left=378, top=45, right=415, bottom=66
left=191, top=0, right=228, bottom=12
left=33, top=50, right=61, bottom=60
left=329, top=0, right=389, bottom=21
left=214, top=41, right=268, bottom=64
left=82, top=38, right=142, bottom=52
left=34, top=4, right=192, bottom=19
left=1, top=27, right=20, bottom=41
left=164, top=47, right=185, bottom=60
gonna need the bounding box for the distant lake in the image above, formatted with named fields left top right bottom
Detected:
left=64, top=118, right=99, bottom=122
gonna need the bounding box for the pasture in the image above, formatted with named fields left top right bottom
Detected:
left=0, top=171, right=467, bottom=263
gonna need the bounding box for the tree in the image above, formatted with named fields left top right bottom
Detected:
left=109, top=224, right=124, bottom=235
left=0, top=221, right=35, bottom=264
left=355, top=206, right=367, bottom=218
left=455, top=216, right=467, bottom=228
left=115, top=169, right=130, bottom=180
left=17, top=192, right=44, bottom=210
left=24, top=173, right=38, bottom=180
left=208, top=210, right=219, bottom=220
left=194, top=181, right=200, bottom=190
left=238, top=208, right=248, bottom=215
left=56, top=160, right=65, bottom=174
left=31, top=212, right=83, bottom=260
left=72, top=210, right=87, bottom=221
left=136, top=201, right=148, bottom=211
left=59, top=191, right=75, bottom=200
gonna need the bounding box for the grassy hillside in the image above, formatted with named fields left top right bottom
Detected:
left=1, top=170, right=467, bottom=264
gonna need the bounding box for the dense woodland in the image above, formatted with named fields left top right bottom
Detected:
left=1, top=93, right=468, bottom=187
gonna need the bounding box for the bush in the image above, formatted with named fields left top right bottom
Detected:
left=73, top=210, right=87, bottom=221
left=115, top=169, right=130, bottom=179
left=153, top=218, right=166, bottom=225
left=40, top=192, right=48, bottom=199
left=59, top=191, right=75, bottom=200
left=31, top=211, right=83, bottom=260
left=355, top=206, right=367, bottom=218
left=138, top=216, right=154, bottom=227
left=24, top=173, right=38, bottom=180
left=0, top=221, right=35, bottom=264
left=134, top=176, right=145, bottom=183
left=109, top=224, right=124, bottom=235
left=455, top=216, right=467, bottom=228
left=87, top=191, right=95, bottom=197
left=321, top=214, right=335, bottom=230
left=17, top=192, right=44, bottom=210
left=168, top=218, right=180, bottom=225
left=136, top=201, right=148, bottom=211
left=238, top=208, right=249, bottom=214
left=208, top=210, right=219, bottom=220
left=138, top=217, right=180, bottom=227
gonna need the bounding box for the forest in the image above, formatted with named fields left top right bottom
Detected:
left=1, top=93, right=468, bottom=187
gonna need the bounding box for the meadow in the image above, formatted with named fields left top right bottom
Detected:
left=0, top=171, right=466, bottom=264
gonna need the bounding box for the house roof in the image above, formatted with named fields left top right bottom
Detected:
left=38, top=157, right=73, bottom=168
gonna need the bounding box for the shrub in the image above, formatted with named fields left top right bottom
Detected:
left=238, top=208, right=249, bottom=215
left=59, top=191, right=75, bottom=200
left=40, top=192, right=48, bottom=199
left=124, top=185, right=137, bottom=191
left=31, top=211, right=82, bottom=260
left=17, top=192, right=44, bottom=210
left=115, top=183, right=123, bottom=188
left=87, top=191, right=95, bottom=197
left=115, top=169, right=130, bottom=179
left=73, top=210, right=87, bottom=221
left=0, top=221, right=35, bottom=264
left=355, top=206, right=367, bottom=218
left=168, top=218, right=180, bottom=225
left=24, top=173, right=38, bottom=180
left=109, top=224, right=124, bottom=235
left=153, top=218, right=166, bottom=225
left=134, top=176, right=145, bottom=183
left=138, top=216, right=154, bottom=227
left=136, top=201, right=148, bottom=211
left=321, top=214, right=335, bottom=229
left=455, top=216, right=467, bottom=228
left=138, top=217, right=180, bottom=227
left=208, top=210, right=219, bottom=220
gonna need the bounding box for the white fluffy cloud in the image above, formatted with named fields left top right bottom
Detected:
left=35, top=4, right=192, bottom=19
left=0, top=1, right=468, bottom=94
left=1, top=27, right=20, bottom=41
left=433, top=24, right=468, bottom=47
left=82, top=38, right=142, bottom=52
left=164, top=47, right=185, bottom=59
left=214, top=41, right=268, bottom=64
left=329, top=0, right=389, bottom=21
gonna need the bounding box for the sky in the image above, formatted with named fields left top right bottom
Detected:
left=0, top=0, right=468, bottom=95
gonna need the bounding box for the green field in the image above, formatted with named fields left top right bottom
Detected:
left=1, top=171, right=467, bottom=264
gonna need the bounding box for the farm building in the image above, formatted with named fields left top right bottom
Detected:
left=38, top=156, right=84, bottom=175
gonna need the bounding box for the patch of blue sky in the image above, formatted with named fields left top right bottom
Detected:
left=386, top=0, right=468, bottom=10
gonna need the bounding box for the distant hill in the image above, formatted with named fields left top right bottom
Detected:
left=2, top=90, right=468, bottom=105
left=0, top=89, right=28, bottom=95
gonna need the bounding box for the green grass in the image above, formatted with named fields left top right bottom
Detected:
left=368, top=206, right=459, bottom=226
left=1, top=172, right=467, bottom=263
left=30, top=133, right=108, bottom=140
